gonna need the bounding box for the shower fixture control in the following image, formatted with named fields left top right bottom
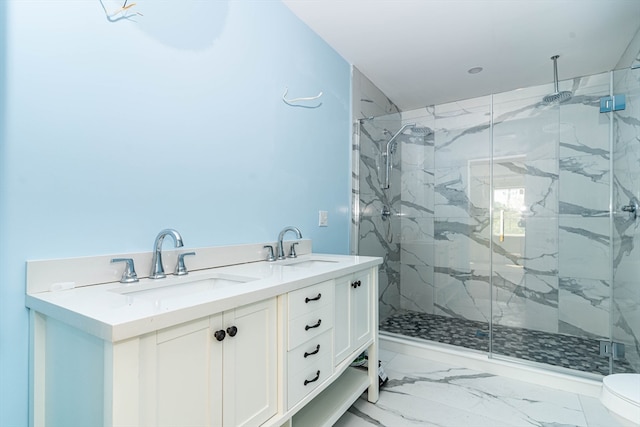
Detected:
left=381, top=206, right=391, bottom=221
left=621, top=198, right=638, bottom=220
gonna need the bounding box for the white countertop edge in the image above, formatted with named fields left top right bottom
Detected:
left=27, top=254, right=382, bottom=342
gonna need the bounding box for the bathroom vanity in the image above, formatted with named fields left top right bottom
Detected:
left=26, top=240, right=381, bottom=427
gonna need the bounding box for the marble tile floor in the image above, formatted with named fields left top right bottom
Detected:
left=380, top=311, right=636, bottom=376
left=334, top=350, right=638, bottom=427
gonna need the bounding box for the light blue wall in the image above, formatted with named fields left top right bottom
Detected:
left=0, top=2, right=351, bottom=425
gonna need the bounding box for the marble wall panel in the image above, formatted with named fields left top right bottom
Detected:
left=493, top=157, right=559, bottom=218
left=558, top=216, right=610, bottom=281
left=559, top=154, right=610, bottom=216
left=433, top=265, right=491, bottom=323
left=352, top=68, right=403, bottom=320
left=434, top=97, right=491, bottom=168
left=400, top=263, right=435, bottom=313
left=400, top=223, right=434, bottom=264
left=558, top=277, right=610, bottom=339
left=523, top=215, right=557, bottom=260
left=401, top=169, right=434, bottom=217
left=378, top=262, right=400, bottom=321
left=492, top=252, right=559, bottom=334
left=435, top=166, right=484, bottom=218
left=433, top=216, right=492, bottom=321
left=434, top=216, right=491, bottom=271
left=493, top=91, right=558, bottom=163
left=352, top=66, right=401, bottom=260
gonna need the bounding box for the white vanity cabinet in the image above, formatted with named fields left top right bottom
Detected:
left=333, top=269, right=372, bottom=365
left=31, top=298, right=277, bottom=427
left=27, top=250, right=382, bottom=427
left=136, top=298, right=277, bottom=427
left=286, top=280, right=335, bottom=409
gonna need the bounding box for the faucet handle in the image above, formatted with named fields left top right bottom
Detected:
left=288, top=242, right=299, bottom=258
left=175, top=252, right=196, bottom=276
left=264, top=245, right=276, bottom=262
left=111, top=258, right=139, bottom=283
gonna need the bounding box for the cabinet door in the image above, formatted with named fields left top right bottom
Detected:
left=222, top=298, right=277, bottom=427
left=352, top=270, right=372, bottom=349
left=146, top=317, right=217, bottom=427
left=333, top=275, right=352, bottom=364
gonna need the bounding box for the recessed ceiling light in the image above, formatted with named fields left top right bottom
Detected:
left=468, top=67, right=483, bottom=74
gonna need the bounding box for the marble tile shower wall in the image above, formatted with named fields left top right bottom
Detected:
left=354, top=67, right=638, bottom=370
left=352, top=67, right=402, bottom=320
left=612, top=66, right=640, bottom=372
left=397, top=72, right=626, bottom=342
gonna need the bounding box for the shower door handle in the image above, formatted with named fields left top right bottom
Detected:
left=499, top=209, right=505, bottom=242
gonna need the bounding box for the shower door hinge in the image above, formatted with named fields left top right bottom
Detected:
left=599, top=340, right=626, bottom=360
left=600, top=94, right=626, bottom=113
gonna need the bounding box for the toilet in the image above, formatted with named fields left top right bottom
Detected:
left=601, top=373, right=640, bottom=424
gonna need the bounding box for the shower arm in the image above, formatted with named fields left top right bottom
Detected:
left=383, top=123, right=415, bottom=189
left=552, top=55, right=560, bottom=94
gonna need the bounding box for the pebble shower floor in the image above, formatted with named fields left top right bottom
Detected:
left=380, top=311, right=635, bottom=376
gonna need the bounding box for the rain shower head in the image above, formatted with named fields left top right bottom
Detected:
left=543, top=55, right=572, bottom=104
left=409, top=126, right=432, bottom=136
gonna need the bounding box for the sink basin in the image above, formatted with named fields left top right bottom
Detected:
left=283, top=259, right=339, bottom=268
left=115, top=274, right=257, bottom=301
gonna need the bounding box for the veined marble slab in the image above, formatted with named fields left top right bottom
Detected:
left=335, top=352, right=627, bottom=427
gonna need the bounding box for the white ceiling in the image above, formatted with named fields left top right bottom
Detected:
left=282, top=0, right=640, bottom=110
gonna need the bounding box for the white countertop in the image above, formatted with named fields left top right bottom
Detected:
left=26, top=254, right=382, bottom=342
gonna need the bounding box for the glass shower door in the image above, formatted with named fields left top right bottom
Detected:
left=611, top=65, right=640, bottom=374
left=490, top=71, right=615, bottom=375
left=490, top=85, right=562, bottom=366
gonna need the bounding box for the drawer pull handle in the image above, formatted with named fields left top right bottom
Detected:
left=351, top=280, right=361, bottom=288
left=304, top=370, right=321, bottom=386
left=305, top=293, right=322, bottom=303
left=214, top=330, right=226, bottom=341
left=226, top=326, right=238, bottom=337
left=305, top=319, right=322, bottom=331
left=304, top=344, right=320, bottom=358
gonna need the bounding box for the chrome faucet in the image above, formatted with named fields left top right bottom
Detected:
left=150, top=229, right=184, bottom=279
left=277, top=226, right=302, bottom=260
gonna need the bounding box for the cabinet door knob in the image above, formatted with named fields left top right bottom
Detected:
left=304, top=319, right=322, bottom=331
left=214, top=330, right=226, bottom=341
left=351, top=280, right=361, bottom=288
left=304, top=370, right=321, bottom=386
left=226, top=326, right=238, bottom=337
left=305, top=293, right=322, bottom=303
left=304, top=344, right=320, bottom=358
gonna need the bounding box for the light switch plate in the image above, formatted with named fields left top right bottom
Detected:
left=318, top=210, right=328, bottom=227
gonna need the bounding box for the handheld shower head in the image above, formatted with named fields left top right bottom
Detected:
left=382, top=124, right=414, bottom=189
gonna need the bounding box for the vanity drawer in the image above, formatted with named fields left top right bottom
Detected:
left=288, top=305, right=333, bottom=350
left=287, top=347, right=333, bottom=409
left=288, top=280, right=334, bottom=319
left=288, top=329, right=332, bottom=377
